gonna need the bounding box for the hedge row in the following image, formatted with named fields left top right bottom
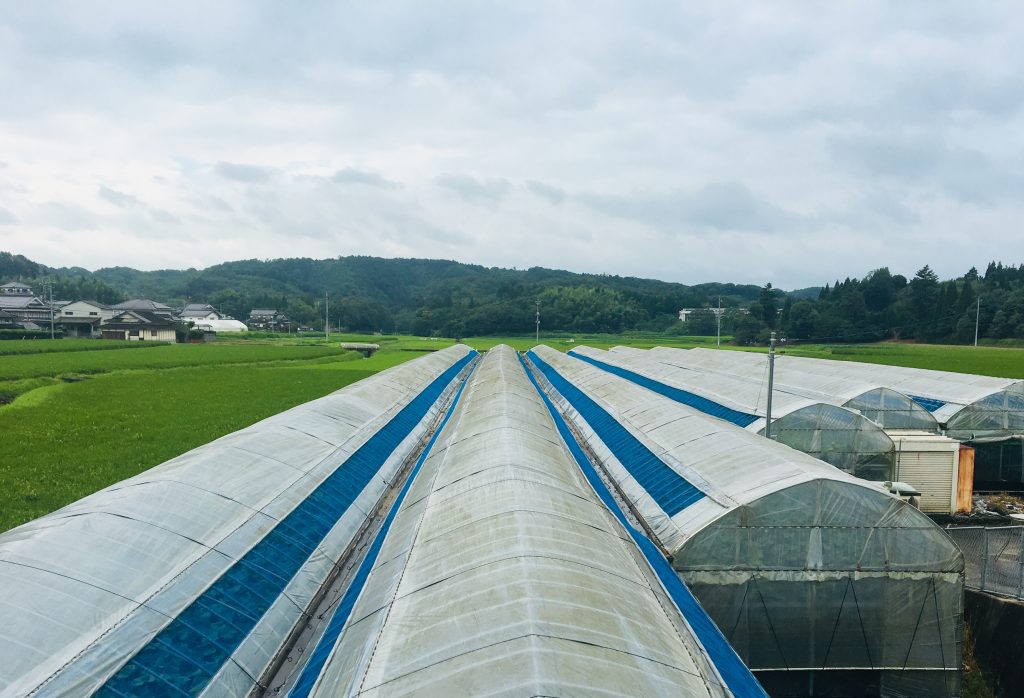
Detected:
left=0, top=330, right=66, bottom=340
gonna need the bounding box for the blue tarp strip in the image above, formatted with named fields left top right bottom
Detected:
left=569, top=350, right=759, bottom=428
left=519, top=353, right=767, bottom=698
left=526, top=350, right=704, bottom=516
left=288, top=361, right=475, bottom=697
left=910, top=395, right=946, bottom=412
left=97, top=351, right=476, bottom=698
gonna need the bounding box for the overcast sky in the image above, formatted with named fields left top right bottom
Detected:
left=0, top=2, right=1022, bottom=288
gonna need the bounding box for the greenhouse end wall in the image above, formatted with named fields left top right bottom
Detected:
left=674, top=480, right=964, bottom=697
left=758, top=404, right=896, bottom=481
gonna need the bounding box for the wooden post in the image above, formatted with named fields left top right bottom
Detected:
left=956, top=445, right=975, bottom=513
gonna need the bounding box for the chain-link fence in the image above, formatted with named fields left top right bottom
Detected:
left=946, top=525, right=1024, bottom=597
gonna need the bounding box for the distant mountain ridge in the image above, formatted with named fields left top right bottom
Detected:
left=0, top=252, right=765, bottom=334
left=3, top=252, right=1022, bottom=343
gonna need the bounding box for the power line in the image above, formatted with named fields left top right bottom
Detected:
left=781, top=305, right=987, bottom=346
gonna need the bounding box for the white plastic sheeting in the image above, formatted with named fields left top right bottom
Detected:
left=0, top=344, right=473, bottom=698
left=657, top=346, right=1023, bottom=430
left=302, top=346, right=745, bottom=697
left=574, top=345, right=896, bottom=480
left=632, top=346, right=940, bottom=432
left=191, top=318, right=249, bottom=333
left=528, top=346, right=964, bottom=697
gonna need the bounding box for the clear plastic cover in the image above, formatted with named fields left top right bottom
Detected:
left=530, top=345, right=964, bottom=696
left=573, top=345, right=898, bottom=478
left=649, top=345, right=1022, bottom=430
left=306, top=346, right=735, bottom=697
left=0, top=345, right=473, bottom=697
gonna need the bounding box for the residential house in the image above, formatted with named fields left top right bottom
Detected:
left=113, top=299, right=178, bottom=321
left=100, top=310, right=178, bottom=342
left=0, top=281, right=33, bottom=297
left=179, top=303, right=224, bottom=322
left=247, top=308, right=290, bottom=332
left=0, top=281, right=54, bottom=325
left=56, top=300, right=115, bottom=338
left=0, top=309, right=17, bottom=329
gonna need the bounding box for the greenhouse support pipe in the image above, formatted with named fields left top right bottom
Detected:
left=765, top=332, right=776, bottom=440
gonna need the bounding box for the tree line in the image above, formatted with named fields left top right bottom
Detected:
left=2, top=251, right=1022, bottom=342
left=697, top=263, right=1024, bottom=345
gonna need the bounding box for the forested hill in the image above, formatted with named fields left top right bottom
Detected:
left=2, top=251, right=1022, bottom=343
left=0, top=252, right=763, bottom=336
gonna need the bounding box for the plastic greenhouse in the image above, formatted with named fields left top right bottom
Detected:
left=287, top=346, right=763, bottom=697
left=637, top=346, right=940, bottom=432
left=0, top=345, right=475, bottom=697
left=527, top=346, right=964, bottom=698
left=652, top=346, right=1024, bottom=487
left=572, top=345, right=897, bottom=481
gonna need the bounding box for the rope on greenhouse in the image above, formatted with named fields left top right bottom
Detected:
left=902, top=579, right=935, bottom=669
left=727, top=579, right=751, bottom=641
left=849, top=578, right=875, bottom=669
left=752, top=575, right=788, bottom=670
left=755, top=356, right=769, bottom=415
left=930, top=576, right=947, bottom=670
left=821, top=576, right=853, bottom=669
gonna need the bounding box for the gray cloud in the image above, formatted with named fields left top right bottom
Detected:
left=0, top=208, right=16, bottom=225
left=214, top=161, right=273, bottom=183
left=525, top=180, right=565, bottom=205
left=828, top=133, right=1024, bottom=205
left=580, top=182, right=806, bottom=233
left=37, top=202, right=97, bottom=230
left=98, top=186, right=141, bottom=208
left=435, top=174, right=511, bottom=206
left=331, top=167, right=399, bottom=188
left=2, top=3, right=1023, bottom=286
left=149, top=209, right=181, bottom=224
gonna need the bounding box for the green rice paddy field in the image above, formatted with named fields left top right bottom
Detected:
left=1, top=334, right=1023, bottom=531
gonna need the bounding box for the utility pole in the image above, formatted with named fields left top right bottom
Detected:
left=324, top=292, right=329, bottom=341
left=716, top=296, right=722, bottom=349
left=535, top=300, right=540, bottom=345
left=974, top=296, right=981, bottom=347
left=47, top=279, right=55, bottom=339
left=765, top=331, right=776, bottom=440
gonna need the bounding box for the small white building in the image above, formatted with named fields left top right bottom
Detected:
left=678, top=306, right=748, bottom=322
left=57, top=300, right=115, bottom=338
left=180, top=303, right=224, bottom=322
left=888, top=430, right=972, bottom=514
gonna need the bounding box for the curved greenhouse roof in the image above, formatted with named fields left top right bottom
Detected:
left=634, top=346, right=940, bottom=432
left=288, top=345, right=763, bottom=697
left=527, top=345, right=963, bottom=696
left=572, top=345, right=895, bottom=480
left=191, top=318, right=249, bottom=333
left=0, top=344, right=475, bottom=697
left=661, top=346, right=1023, bottom=435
